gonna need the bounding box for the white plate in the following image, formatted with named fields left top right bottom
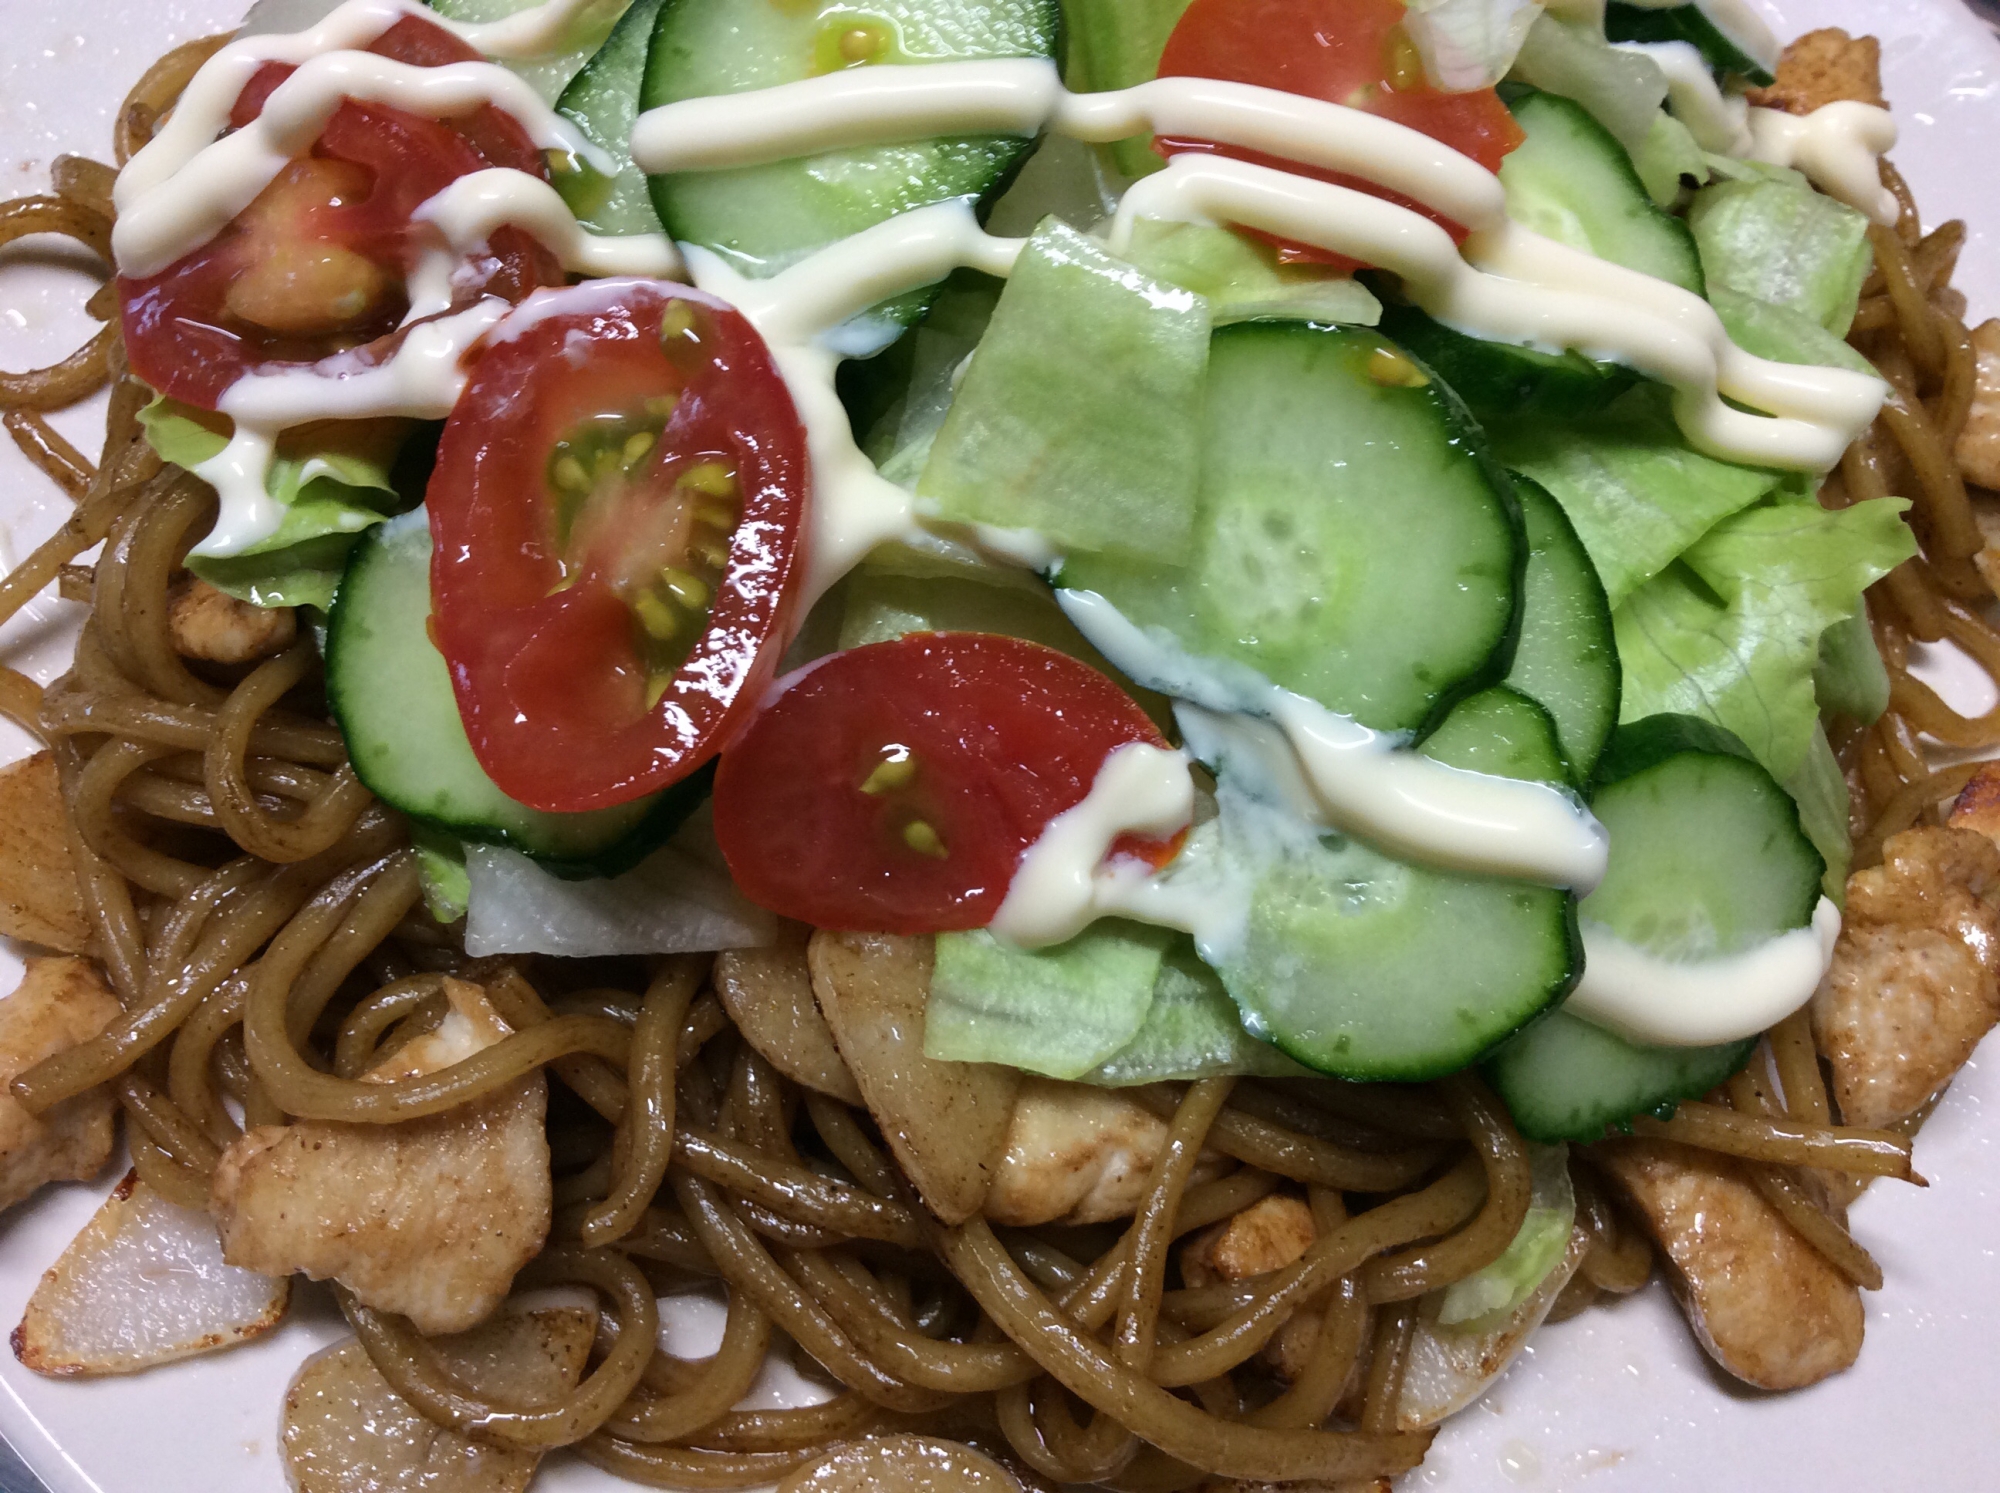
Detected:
left=2, top=2, right=1997, bottom=1489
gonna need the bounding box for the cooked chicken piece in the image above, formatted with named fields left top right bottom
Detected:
left=15, top=1169, right=290, bottom=1376
left=1595, top=1139, right=1863, bottom=1390
left=984, top=1080, right=1225, bottom=1227
left=283, top=1307, right=594, bottom=1493
left=1812, top=924, right=1998, bottom=1128
left=1845, top=826, right=2000, bottom=968
left=0, top=957, right=120, bottom=1212
left=0, top=752, right=91, bottom=954
left=1745, top=28, right=1885, bottom=114
left=1180, top=1194, right=1316, bottom=1289
left=167, top=575, right=297, bottom=664
left=1957, top=320, right=2000, bottom=493
left=1807, top=825, right=2000, bottom=1126
left=211, top=978, right=549, bottom=1333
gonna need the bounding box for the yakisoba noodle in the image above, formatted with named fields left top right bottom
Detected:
left=0, top=23, right=1989, bottom=1493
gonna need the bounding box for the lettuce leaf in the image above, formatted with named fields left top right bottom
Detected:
left=1689, top=175, right=1872, bottom=334
left=1490, top=387, right=1783, bottom=606
left=1709, top=284, right=1877, bottom=377
left=1784, top=723, right=1854, bottom=899
left=925, top=920, right=1174, bottom=1079
left=1405, top=0, right=1545, bottom=92
left=138, top=396, right=408, bottom=610
left=1630, top=110, right=1708, bottom=209
left=1121, top=220, right=1383, bottom=328
left=1085, top=940, right=1310, bottom=1085
left=1508, top=12, right=1667, bottom=151
left=1437, top=1141, right=1575, bottom=1327
left=1613, top=496, right=1916, bottom=782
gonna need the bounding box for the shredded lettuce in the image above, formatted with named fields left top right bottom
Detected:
left=411, top=823, right=471, bottom=925
left=1491, top=387, right=1783, bottom=606
left=1815, top=602, right=1892, bottom=724
left=1630, top=110, right=1708, bottom=208
left=1614, top=496, right=1917, bottom=783
left=1784, top=723, right=1854, bottom=899
left=918, top=218, right=1211, bottom=565
left=138, top=396, right=408, bottom=610
left=1086, top=940, right=1310, bottom=1085
left=1405, top=0, right=1546, bottom=92
left=1120, top=221, right=1383, bottom=328
left=1709, top=284, right=1878, bottom=377
left=1689, top=174, right=1873, bottom=334
left=1437, top=1141, right=1575, bottom=1327
left=925, top=921, right=1174, bottom=1079
left=1508, top=12, right=1668, bottom=151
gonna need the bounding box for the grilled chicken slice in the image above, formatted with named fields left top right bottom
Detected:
left=1744, top=27, right=1884, bottom=113
left=0, top=957, right=120, bottom=1212
left=1954, top=319, right=2000, bottom=494
left=211, top=977, right=549, bottom=1333
left=1595, top=1139, right=1863, bottom=1390
left=1180, top=1193, right=1316, bottom=1289
left=1812, top=825, right=2000, bottom=1127
left=166, top=575, right=297, bottom=663
left=0, top=753, right=91, bottom=954
left=984, top=1080, right=1226, bottom=1227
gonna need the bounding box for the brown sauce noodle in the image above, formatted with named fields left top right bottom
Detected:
left=0, top=44, right=1982, bottom=1489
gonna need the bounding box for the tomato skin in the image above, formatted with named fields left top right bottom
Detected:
left=711, top=633, right=1177, bottom=934
left=119, top=16, right=561, bottom=410
left=1155, top=0, right=1524, bottom=267
left=427, top=280, right=809, bottom=814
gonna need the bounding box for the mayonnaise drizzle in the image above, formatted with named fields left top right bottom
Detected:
left=1062, top=590, right=1611, bottom=893
left=988, top=742, right=1196, bottom=948
left=413, top=169, right=682, bottom=278
left=1567, top=897, right=1842, bottom=1046
left=1613, top=40, right=1752, bottom=154
left=630, top=58, right=1887, bottom=471
left=1747, top=102, right=1901, bottom=226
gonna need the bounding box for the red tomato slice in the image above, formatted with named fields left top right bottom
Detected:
left=712, top=633, right=1179, bottom=934
left=427, top=280, right=809, bottom=814
left=119, top=16, right=562, bottom=411
left=1156, top=0, right=1525, bottom=268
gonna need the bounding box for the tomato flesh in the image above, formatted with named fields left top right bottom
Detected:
left=1156, top=0, right=1524, bottom=268
left=712, top=633, right=1180, bottom=934
left=427, top=281, right=809, bottom=813
left=119, top=16, right=562, bottom=410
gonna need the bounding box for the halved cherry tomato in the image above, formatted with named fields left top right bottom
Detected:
left=1155, top=0, right=1525, bottom=268
left=712, top=633, right=1180, bottom=934
left=427, top=280, right=809, bottom=813
left=119, top=16, right=562, bottom=410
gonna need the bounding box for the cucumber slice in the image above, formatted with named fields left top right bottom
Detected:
left=640, top=0, right=1058, bottom=331
left=326, top=509, right=703, bottom=876
left=1484, top=1010, right=1753, bottom=1143
left=1213, top=699, right=1580, bottom=1082
left=1418, top=685, right=1569, bottom=784
left=426, top=0, right=629, bottom=100
left=1372, top=298, right=1633, bottom=422
left=1603, top=1, right=1776, bottom=86
left=918, top=219, right=1210, bottom=566
left=1484, top=712, right=1822, bottom=1140
left=1504, top=479, right=1619, bottom=782
left=555, top=0, right=669, bottom=234
left=1500, top=90, right=1705, bottom=296
left=1585, top=714, right=1824, bottom=956
left=1058, top=323, right=1521, bottom=734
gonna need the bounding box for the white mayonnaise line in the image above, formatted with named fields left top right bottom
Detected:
left=116, top=50, right=610, bottom=277
left=413, top=170, right=684, bottom=278
left=630, top=59, right=1889, bottom=470
left=1747, top=102, right=1900, bottom=226
left=1612, top=40, right=1752, bottom=154
left=678, top=203, right=1022, bottom=606
left=193, top=298, right=512, bottom=556
left=1114, top=155, right=1879, bottom=468
left=446, top=0, right=623, bottom=59
left=1063, top=590, right=1610, bottom=893
left=1568, top=898, right=1842, bottom=1046
left=988, top=742, right=1196, bottom=948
